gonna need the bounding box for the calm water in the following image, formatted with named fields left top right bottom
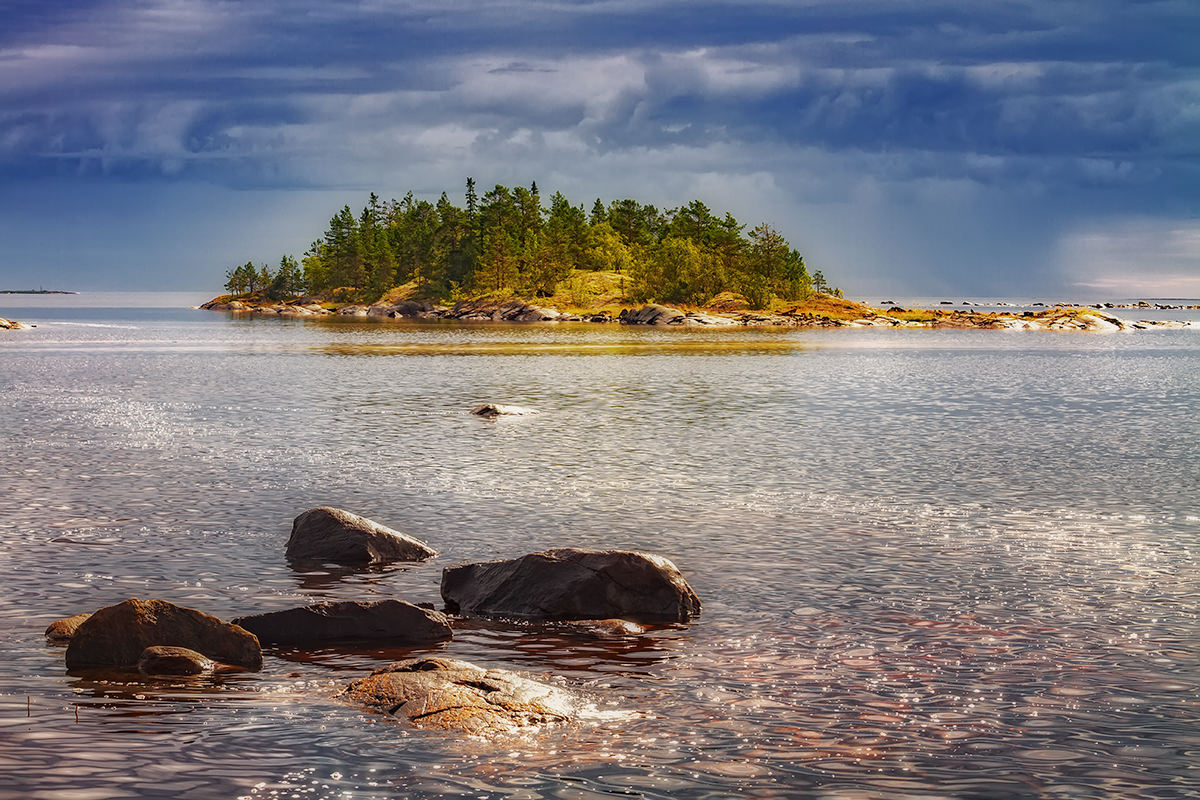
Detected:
left=1, top=300, right=1198, bottom=799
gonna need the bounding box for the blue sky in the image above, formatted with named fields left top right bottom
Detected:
left=1, top=0, right=1197, bottom=298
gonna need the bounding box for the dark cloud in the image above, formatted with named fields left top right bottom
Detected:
left=0, top=0, right=1196, bottom=294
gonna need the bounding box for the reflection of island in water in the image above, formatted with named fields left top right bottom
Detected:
left=0, top=289, right=78, bottom=294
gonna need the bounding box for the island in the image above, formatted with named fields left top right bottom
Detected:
left=203, top=179, right=1194, bottom=331
left=0, top=289, right=77, bottom=294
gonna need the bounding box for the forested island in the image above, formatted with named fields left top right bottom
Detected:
left=219, top=179, right=834, bottom=310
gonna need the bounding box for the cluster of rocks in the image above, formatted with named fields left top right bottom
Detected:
left=201, top=296, right=1200, bottom=332
left=46, top=505, right=700, bottom=735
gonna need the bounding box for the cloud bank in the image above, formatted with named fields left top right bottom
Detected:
left=1, top=0, right=1196, bottom=295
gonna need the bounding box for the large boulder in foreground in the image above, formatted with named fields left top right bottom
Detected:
left=234, top=600, right=452, bottom=646
left=286, top=506, right=437, bottom=565
left=65, top=598, right=262, bottom=671
left=441, top=548, right=701, bottom=623
left=342, top=657, right=575, bottom=734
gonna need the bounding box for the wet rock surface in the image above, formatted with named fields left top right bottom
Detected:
left=442, top=548, right=701, bottom=623
left=137, top=645, right=217, bottom=675
left=341, top=657, right=576, bottom=734
left=65, top=598, right=262, bottom=671
left=286, top=506, right=437, bottom=565
left=45, top=613, right=91, bottom=642
left=234, top=600, right=452, bottom=646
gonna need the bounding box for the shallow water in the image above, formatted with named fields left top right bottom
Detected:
left=1, top=304, right=1198, bottom=799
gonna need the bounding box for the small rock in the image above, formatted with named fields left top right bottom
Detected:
left=65, top=598, right=262, bottom=671
left=441, top=548, right=701, bottom=623
left=137, top=645, right=216, bottom=676
left=469, top=404, right=537, bottom=418
left=234, top=600, right=452, bottom=646
left=286, top=506, right=437, bottom=565
left=45, top=613, right=92, bottom=642
left=342, top=657, right=576, bottom=734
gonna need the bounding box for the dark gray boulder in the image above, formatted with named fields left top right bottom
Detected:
left=234, top=600, right=452, bottom=646
left=65, top=598, right=262, bottom=671
left=286, top=507, right=437, bottom=565
left=137, top=645, right=216, bottom=675
left=341, top=657, right=576, bottom=734
left=441, top=548, right=701, bottom=623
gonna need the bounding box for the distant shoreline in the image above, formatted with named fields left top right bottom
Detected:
left=0, top=290, right=78, bottom=295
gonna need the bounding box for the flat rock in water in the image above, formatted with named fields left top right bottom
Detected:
left=286, top=506, right=437, bottom=565
left=234, top=600, right=452, bottom=646
left=470, top=404, right=537, bottom=418
left=342, top=657, right=575, bottom=734
left=137, top=645, right=216, bottom=675
left=65, top=598, right=262, bottom=671
left=441, top=548, right=701, bottom=623
left=45, top=613, right=91, bottom=642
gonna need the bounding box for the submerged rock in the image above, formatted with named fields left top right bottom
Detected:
left=45, top=613, right=91, bottom=642
left=137, top=645, right=216, bottom=676
left=469, top=404, right=537, bottom=419
left=286, top=506, right=437, bottom=565
left=342, top=657, right=576, bottom=734
left=65, top=598, right=262, bottom=671
left=234, top=600, right=452, bottom=646
left=441, top=548, right=701, bottom=623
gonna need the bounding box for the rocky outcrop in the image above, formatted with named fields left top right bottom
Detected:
left=286, top=506, right=437, bottom=565
left=64, top=598, right=262, bottom=671
left=470, top=404, right=538, bottom=418
left=234, top=600, right=452, bottom=646
left=137, top=645, right=217, bottom=675
left=341, top=657, right=576, bottom=734
left=450, top=299, right=560, bottom=322
left=441, top=548, right=701, bottom=623
left=619, top=304, right=686, bottom=325
left=45, top=613, right=91, bottom=642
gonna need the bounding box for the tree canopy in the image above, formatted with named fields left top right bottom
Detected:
left=224, top=179, right=837, bottom=307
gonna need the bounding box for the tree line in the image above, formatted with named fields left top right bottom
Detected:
left=226, top=179, right=836, bottom=307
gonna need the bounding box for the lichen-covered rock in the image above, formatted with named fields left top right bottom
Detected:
left=45, top=613, right=91, bottom=642
left=234, top=600, right=452, bottom=646
left=342, top=657, right=576, bottom=734
left=286, top=506, right=437, bottom=565
left=137, top=645, right=216, bottom=675
left=65, top=598, right=262, bottom=671
left=441, top=548, right=701, bottom=623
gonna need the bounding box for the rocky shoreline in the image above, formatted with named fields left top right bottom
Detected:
left=200, top=295, right=1195, bottom=331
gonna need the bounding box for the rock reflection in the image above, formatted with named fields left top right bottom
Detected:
left=285, top=560, right=410, bottom=594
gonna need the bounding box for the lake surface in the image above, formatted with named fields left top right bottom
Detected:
left=1, top=300, right=1198, bottom=799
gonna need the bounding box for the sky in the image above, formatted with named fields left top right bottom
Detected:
left=0, top=0, right=1197, bottom=299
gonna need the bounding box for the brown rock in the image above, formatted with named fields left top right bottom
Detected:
left=45, top=613, right=91, bottom=642
left=137, top=645, right=216, bottom=675
left=441, top=548, right=701, bottom=623
left=286, top=506, right=437, bottom=565
left=234, top=600, right=452, bottom=646
left=64, top=598, right=262, bottom=671
left=469, top=404, right=537, bottom=418
left=342, top=657, right=575, bottom=734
